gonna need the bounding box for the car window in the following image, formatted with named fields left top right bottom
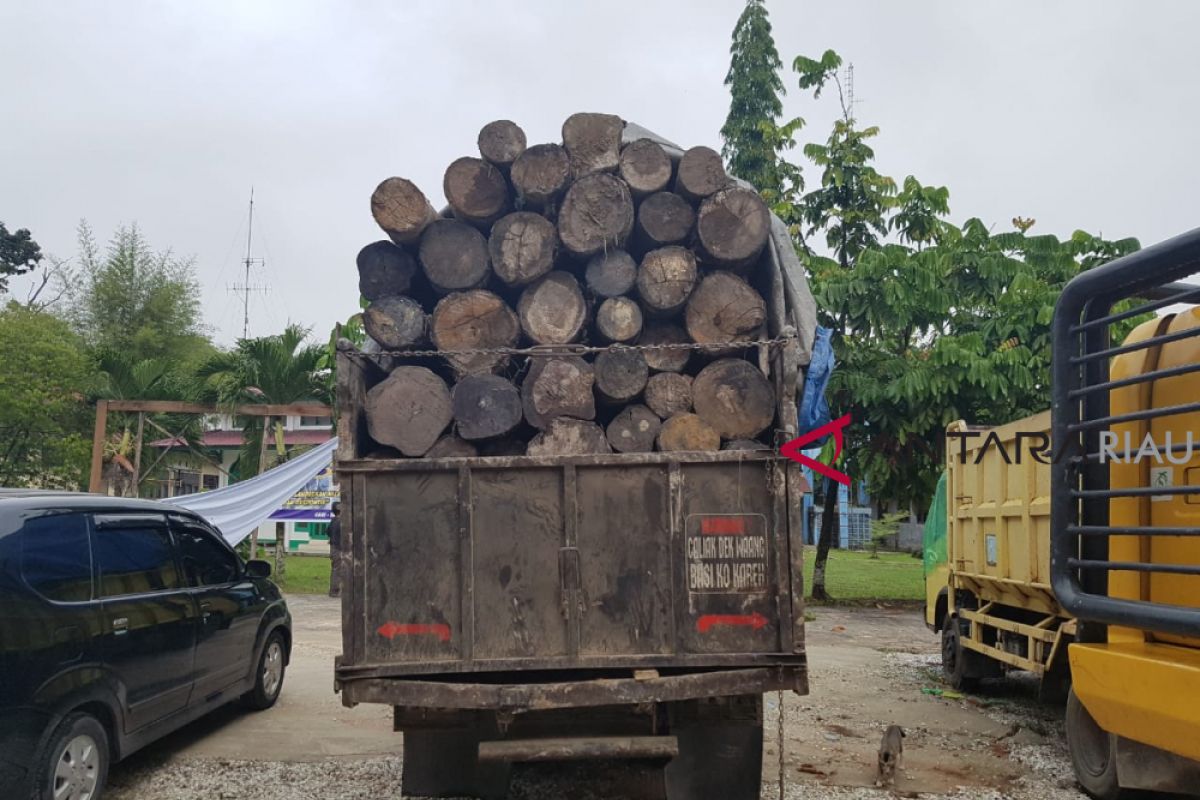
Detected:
left=93, top=514, right=179, bottom=597
left=172, top=518, right=240, bottom=587
left=20, top=513, right=92, bottom=602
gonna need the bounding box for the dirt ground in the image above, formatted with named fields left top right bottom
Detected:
left=105, top=596, right=1090, bottom=800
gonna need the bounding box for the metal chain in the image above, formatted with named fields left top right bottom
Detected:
left=777, top=689, right=787, bottom=800
left=343, top=334, right=798, bottom=361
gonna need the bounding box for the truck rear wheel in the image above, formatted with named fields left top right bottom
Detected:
left=1065, top=689, right=1125, bottom=800
left=663, top=695, right=763, bottom=800
left=941, top=617, right=981, bottom=692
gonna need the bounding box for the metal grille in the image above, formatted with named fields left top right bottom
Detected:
left=1050, top=228, right=1200, bottom=640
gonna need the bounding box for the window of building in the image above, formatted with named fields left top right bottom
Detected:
left=202, top=474, right=220, bottom=491
left=299, top=415, right=332, bottom=429
left=21, top=513, right=93, bottom=602
left=172, top=519, right=240, bottom=586
left=93, top=515, right=179, bottom=597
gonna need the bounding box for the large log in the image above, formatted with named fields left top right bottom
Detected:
left=557, top=173, right=634, bottom=258
left=426, top=434, right=479, bottom=459
left=606, top=404, right=661, bottom=453
left=695, top=186, right=770, bottom=271
left=692, top=358, right=775, bottom=439
left=595, top=296, right=643, bottom=343
left=431, top=290, right=520, bottom=375
left=371, top=177, right=438, bottom=245
left=362, top=295, right=426, bottom=350
left=584, top=250, right=637, bottom=298
left=357, top=240, right=418, bottom=301
left=443, top=156, right=511, bottom=228
left=618, top=139, right=672, bottom=199
left=477, top=120, right=527, bottom=173
left=643, top=372, right=693, bottom=419
left=657, top=413, right=720, bottom=452
left=635, top=191, right=695, bottom=250
left=561, top=112, right=624, bottom=178
left=636, top=246, right=697, bottom=317
left=638, top=322, right=692, bottom=373
left=527, top=417, right=612, bottom=456
left=365, top=366, right=452, bottom=456
left=488, top=211, right=557, bottom=286
left=674, top=146, right=729, bottom=203
left=419, top=219, right=492, bottom=294
left=594, top=348, right=648, bottom=404
left=521, top=356, right=595, bottom=430
left=510, top=144, right=572, bottom=210
left=452, top=374, right=523, bottom=441
left=517, top=271, right=587, bottom=345
left=685, top=271, right=767, bottom=348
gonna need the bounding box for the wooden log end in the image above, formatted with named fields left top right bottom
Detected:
left=511, top=144, right=572, bottom=209
left=562, top=112, right=625, bottom=178
left=692, top=358, right=775, bottom=439
left=452, top=374, right=523, bottom=441
left=619, top=138, right=673, bottom=198
left=584, top=250, right=637, bottom=298
left=527, top=417, right=612, bottom=456
left=371, top=177, right=437, bottom=245
left=593, top=348, right=649, bottom=404
left=477, top=120, right=527, bottom=170
left=521, top=356, right=596, bottom=430
left=431, top=290, right=520, bottom=375
left=365, top=366, right=452, bottom=456
left=357, top=240, right=418, bottom=301
left=419, top=219, right=492, bottom=294
left=636, top=246, right=697, bottom=317
left=517, top=271, right=587, bottom=345
left=595, top=296, right=643, bottom=343
left=443, top=156, right=511, bottom=227
left=362, top=294, right=427, bottom=350
left=696, top=186, right=770, bottom=271
left=557, top=173, right=635, bottom=258
left=644, top=372, right=693, bottom=419
left=674, top=146, right=730, bottom=203
left=488, top=211, right=557, bottom=286
left=606, top=404, right=662, bottom=453
left=656, top=413, right=720, bottom=452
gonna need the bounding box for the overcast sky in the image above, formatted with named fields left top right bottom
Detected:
left=3, top=1, right=1197, bottom=345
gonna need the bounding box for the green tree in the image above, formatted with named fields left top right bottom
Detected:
left=0, top=305, right=95, bottom=487
left=67, top=221, right=212, bottom=364
left=197, top=324, right=329, bottom=479
left=0, top=222, right=43, bottom=295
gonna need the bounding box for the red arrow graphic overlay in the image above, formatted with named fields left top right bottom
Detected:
left=779, top=414, right=852, bottom=486
left=696, top=613, right=769, bottom=633
left=377, top=621, right=452, bottom=642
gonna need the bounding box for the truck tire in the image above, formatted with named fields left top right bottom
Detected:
left=34, top=711, right=109, bottom=800
left=664, top=695, right=763, bottom=800
left=1066, top=689, right=1126, bottom=799
left=941, top=617, right=981, bottom=692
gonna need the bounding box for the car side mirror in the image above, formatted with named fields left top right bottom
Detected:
left=246, top=559, right=272, bottom=579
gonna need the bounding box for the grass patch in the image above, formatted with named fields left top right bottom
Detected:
left=802, top=546, right=924, bottom=603
left=272, top=554, right=332, bottom=595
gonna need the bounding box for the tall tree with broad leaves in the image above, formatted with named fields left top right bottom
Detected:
left=0, top=222, right=43, bottom=295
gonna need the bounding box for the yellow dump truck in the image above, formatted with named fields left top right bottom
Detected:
left=926, top=229, right=1200, bottom=797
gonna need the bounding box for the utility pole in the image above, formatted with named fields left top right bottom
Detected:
left=229, top=188, right=267, bottom=339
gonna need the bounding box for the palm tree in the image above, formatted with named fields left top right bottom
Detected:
left=196, top=324, right=329, bottom=479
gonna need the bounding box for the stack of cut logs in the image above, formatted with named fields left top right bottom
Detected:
left=356, top=113, right=779, bottom=458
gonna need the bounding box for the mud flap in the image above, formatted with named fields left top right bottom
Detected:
left=663, top=695, right=764, bottom=800
left=401, top=729, right=512, bottom=799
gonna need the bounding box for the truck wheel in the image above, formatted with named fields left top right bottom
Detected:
left=1066, top=689, right=1126, bottom=799
left=941, top=617, right=981, bottom=692
left=664, top=696, right=763, bottom=800
left=34, top=712, right=109, bottom=800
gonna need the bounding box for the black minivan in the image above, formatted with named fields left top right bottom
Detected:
left=0, top=491, right=292, bottom=800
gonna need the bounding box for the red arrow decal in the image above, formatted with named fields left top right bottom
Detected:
left=377, top=621, right=451, bottom=642
left=696, top=613, right=769, bottom=633
left=779, top=414, right=852, bottom=486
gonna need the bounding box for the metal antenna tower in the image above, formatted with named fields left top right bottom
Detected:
left=228, top=187, right=267, bottom=339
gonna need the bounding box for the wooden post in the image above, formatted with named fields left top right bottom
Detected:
left=250, top=415, right=270, bottom=558
left=131, top=412, right=145, bottom=497
left=88, top=400, right=108, bottom=494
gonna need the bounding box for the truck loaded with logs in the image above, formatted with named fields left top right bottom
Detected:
left=333, top=113, right=817, bottom=800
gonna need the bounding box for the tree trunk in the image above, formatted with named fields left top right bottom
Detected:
left=618, top=138, right=673, bottom=198
left=811, top=478, right=839, bottom=602
left=593, top=348, right=649, bottom=404
left=692, top=359, right=775, bottom=439
left=635, top=191, right=696, bottom=250
left=695, top=187, right=770, bottom=271
left=510, top=143, right=572, bottom=211
left=443, top=156, right=511, bottom=227
left=488, top=211, right=557, bottom=286
left=595, top=296, right=643, bottom=343
left=527, top=417, right=611, bottom=456
left=357, top=240, right=418, bottom=301
left=584, top=250, right=637, bottom=298
left=274, top=521, right=286, bottom=579
left=636, top=246, right=697, bottom=317
left=606, top=404, right=661, bottom=453
left=657, top=413, right=720, bottom=452
left=426, top=434, right=479, bottom=459
left=366, top=366, right=453, bottom=456
left=371, top=177, right=438, bottom=245
left=430, top=290, right=520, bottom=375
left=363, top=295, right=426, bottom=350
left=561, top=112, right=624, bottom=178
left=516, top=271, right=587, bottom=345
left=418, top=219, right=492, bottom=294
left=557, top=173, right=634, bottom=258
left=684, top=271, right=766, bottom=348
left=644, top=372, right=693, bottom=419
left=674, top=146, right=729, bottom=203
left=477, top=119, right=527, bottom=173
left=521, top=356, right=595, bottom=430
left=451, top=374, right=523, bottom=441
left=638, top=322, right=691, bottom=373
